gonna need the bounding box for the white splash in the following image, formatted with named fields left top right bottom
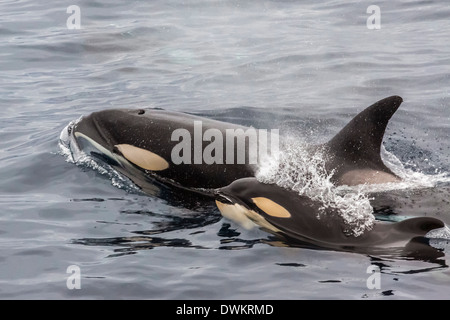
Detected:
left=256, top=135, right=449, bottom=238
left=339, top=145, right=450, bottom=194
left=427, top=225, right=450, bottom=252
left=58, top=118, right=82, bottom=164
left=382, top=145, right=450, bottom=186
left=256, top=137, right=374, bottom=237
left=58, top=119, right=140, bottom=193
left=426, top=225, right=450, bottom=240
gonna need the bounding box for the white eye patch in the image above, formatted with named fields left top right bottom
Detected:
left=251, top=197, right=291, bottom=218
left=115, top=144, right=169, bottom=171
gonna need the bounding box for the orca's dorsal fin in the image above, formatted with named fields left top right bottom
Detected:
left=326, top=96, right=403, bottom=173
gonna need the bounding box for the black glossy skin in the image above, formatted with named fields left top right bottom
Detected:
left=73, top=108, right=256, bottom=191
left=216, top=178, right=445, bottom=259
left=324, top=95, right=403, bottom=185
left=73, top=96, right=403, bottom=192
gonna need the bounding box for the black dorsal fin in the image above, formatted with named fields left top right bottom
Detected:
left=326, top=96, right=403, bottom=172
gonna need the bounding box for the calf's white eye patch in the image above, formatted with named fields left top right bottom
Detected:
left=251, top=197, right=291, bottom=218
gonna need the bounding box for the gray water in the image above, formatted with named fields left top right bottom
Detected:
left=1, top=0, right=450, bottom=299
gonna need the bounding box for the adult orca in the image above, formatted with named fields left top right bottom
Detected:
left=64, top=95, right=403, bottom=194
left=66, top=109, right=254, bottom=196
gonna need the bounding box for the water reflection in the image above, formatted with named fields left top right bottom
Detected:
left=368, top=255, right=447, bottom=276
left=72, top=210, right=447, bottom=273
left=73, top=235, right=202, bottom=258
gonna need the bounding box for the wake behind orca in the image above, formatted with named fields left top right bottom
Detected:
left=60, top=95, right=446, bottom=259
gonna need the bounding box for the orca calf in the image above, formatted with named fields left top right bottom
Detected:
left=215, top=177, right=444, bottom=258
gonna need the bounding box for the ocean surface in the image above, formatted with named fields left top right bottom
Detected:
left=1, top=0, right=449, bottom=299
